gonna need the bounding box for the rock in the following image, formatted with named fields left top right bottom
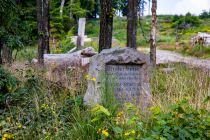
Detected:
left=191, top=32, right=210, bottom=47
left=160, top=68, right=175, bottom=73
left=32, top=58, right=38, bottom=63
left=44, top=47, right=97, bottom=68
left=84, top=47, right=151, bottom=109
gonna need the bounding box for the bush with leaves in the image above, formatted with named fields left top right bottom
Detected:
left=88, top=99, right=210, bottom=140
left=172, top=13, right=201, bottom=29
left=147, top=99, right=210, bottom=139
left=0, top=67, right=21, bottom=108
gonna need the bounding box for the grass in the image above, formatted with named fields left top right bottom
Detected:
left=1, top=15, right=210, bottom=139
left=85, top=16, right=210, bottom=58
left=13, top=45, right=37, bottom=62
left=0, top=62, right=209, bottom=139
left=180, top=45, right=210, bottom=58
left=151, top=63, right=210, bottom=111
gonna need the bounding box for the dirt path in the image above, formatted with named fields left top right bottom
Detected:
left=138, top=48, right=210, bottom=70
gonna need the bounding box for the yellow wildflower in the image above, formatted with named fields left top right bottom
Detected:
left=124, top=132, right=131, bottom=136
left=117, top=111, right=124, bottom=117
left=124, top=130, right=135, bottom=136
left=102, top=129, right=109, bottom=137
left=3, top=134, right=9, bottom=138
left=85, top=74, right=90, bottom=79
left=17, top=123, right=22, bottom=128
left=91, top=77, right=96, bottom=81
left=3, top=133, right=14, bottom=139
left=131, top=130, right=135, bottom=134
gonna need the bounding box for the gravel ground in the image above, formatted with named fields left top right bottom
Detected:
left=138, top=48, right=210, bottom=70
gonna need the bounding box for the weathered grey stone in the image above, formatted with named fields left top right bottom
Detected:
left=84, top=47, right=151, bottom=107
left=160, top=68, right=175, bottom=73
left=44, top=47, right=97, bottom=67
left=77, top=18, right=86, bottom=47
left=191, top=32, right=210, bottom=47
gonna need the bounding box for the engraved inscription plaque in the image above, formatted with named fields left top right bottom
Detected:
left=105, top=64, right=142, bottom=102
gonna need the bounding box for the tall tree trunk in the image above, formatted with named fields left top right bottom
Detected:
left=99, top=0, right=113, bottom=53
left=36, top=0, right=50, bottom=64
left=0, top=41, right=2, bottom=65
left=44, top=0, right=50, bottom=54
left=150, top=0, right=157, bottom=68
left=60, top=0, right=65, bottom=17
left=2, top=46, right=13, bottom=65
left=127, top=0, right=138, bottom=49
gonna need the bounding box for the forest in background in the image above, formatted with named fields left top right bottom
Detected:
left=1, top=0, right=210, bottom=64
left=0, top=0, right=210, bottom=139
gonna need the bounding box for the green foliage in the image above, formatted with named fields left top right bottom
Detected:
left=51, top=30, right=75, bottom=54
left=0, top=67, right=19, bottom=108
left=57, top=38, right=75, bottom=53
left=172, top=13, right=201, bottom=29
left=86, top=20, right=100, bottom=37
left=0, top=66, right=87, bottom=139
left=67, top=0, right=95, bottom=18
left=14, top=45, right=37, bottom=62
left=199, top=10, right=210, bottom=19
left=0, top=0, right=37, bottom=50
left=86, top=100, right=210, bottom=139
left=0, top=64, right=209, bottom=139
left=148, top=100, right=210, bottom=139
left=182, top=45, right=210, bottom=58
left=50, top=0, right=76, bottom=40
left=68, top=0, right=87, bottom=17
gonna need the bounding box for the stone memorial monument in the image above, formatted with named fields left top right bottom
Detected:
left=84, top=47, right=151, bottom=108
left=77, top=18, right=86, bottom=48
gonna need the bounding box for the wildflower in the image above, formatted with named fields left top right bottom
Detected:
left=3, top=133, right=14, bottom=140
left=85, top=74, right=90, bottom=79
left=117, top=111, right=124, bottom=117
left=17, top=122, right=22, bottom=128
left=102, top=129, right=109, bottom=137
left=3, top=134, right=9, bottom=138
left=85, top=74, right=96, bottom=81
left=131, top=130, right=135, bottom=134
left=124, top=132, right=131, bottom=136
left=124, top=130, right=135, bottom=136
left=91, top=77, right=96, bottom=81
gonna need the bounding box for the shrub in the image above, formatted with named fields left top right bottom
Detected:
left=199, top=10, right=210, bottom=19
left=172, top=13, right=201, bottom=29
left=147, top=100, right=210, bottom=139
left=57, top=38, right=75, bottom=53
left=0, top=67, right=20, bottom=108
left=0, top=64, right=209, bottom=139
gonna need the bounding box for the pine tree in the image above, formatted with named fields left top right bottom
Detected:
left=99, top=0, right=113, bottom=52
left=127, top=0, right=138, bottom=49
left=36, top=0, right=50, bottom=64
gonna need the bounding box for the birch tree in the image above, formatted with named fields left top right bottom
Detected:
left=150, top=0, right=157, bottom=68
left=60, top=0, right=66, bottom=17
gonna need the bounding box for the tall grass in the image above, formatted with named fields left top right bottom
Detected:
left=151, top=63, right=210, bottom=111
left=0, top=63, right=209, bottom=139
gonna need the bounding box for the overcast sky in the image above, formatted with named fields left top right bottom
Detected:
left=145, top=0, right=210, bottom=15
